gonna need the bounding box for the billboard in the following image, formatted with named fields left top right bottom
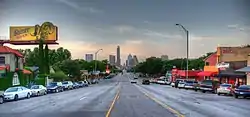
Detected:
left=9, top=22, right=58, bottom=45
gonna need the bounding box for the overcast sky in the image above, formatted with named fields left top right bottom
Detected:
left=0, top=0, right=249, bottom=63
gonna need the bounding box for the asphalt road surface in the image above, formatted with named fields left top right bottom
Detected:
left=1, top=73, right=250, bottom=117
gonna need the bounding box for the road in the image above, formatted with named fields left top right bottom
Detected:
left=0, top=73, right=250, bottom=117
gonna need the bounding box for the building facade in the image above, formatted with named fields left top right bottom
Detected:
left=116, top=46, right=121, bottom=66
left=133, top=55, right=139, bottom=66
left=109, top=55, right=116, bottom=65
left=85, top=54, right=93, bottom=62
left=161, top=55, right=169, bottom=61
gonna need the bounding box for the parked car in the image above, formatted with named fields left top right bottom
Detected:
left=217, top=83, right=235, bottom=96
left=4, top=86, right=32, bottom=101
left=150, top=78, right=157, bottom=83
left=142, top=79, right=150, bottom=85
left=73, top=82, right=80, bottom=89
left=174, top=79, right=186, bottom=88
left=78, top=81, right=89, bottom=87
left=184, top=81, right=198, bottom=90
left=62, top=81, right=74, bottom=90
left=130, top=79, right=137, bottom=84
left=30, top=85, right=47, bottom=96
left=234, top=85, right=250, bottom=98
left=178, top=81, right=186, bottom=89
left=47, top=82, right=64, bottom=93
left=199, top=80, right=220, bottom=93
left=91, top=79, right=99, bottom=84
left=0, top=91, right=4, bottom=104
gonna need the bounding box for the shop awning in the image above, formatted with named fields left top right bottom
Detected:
left=23, top=69, right=32, bottom=74
left=218, top=69, right=246, bottom=78
left=235, top=66, right=250, bottom=72
left=178, top=70, right=200, bottom=77
left=197, top=71, right=217, bottom=76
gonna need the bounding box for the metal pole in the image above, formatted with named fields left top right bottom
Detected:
left=176, top=24, right=189, bottom=80
left=186, top=30, right=189, bottom=80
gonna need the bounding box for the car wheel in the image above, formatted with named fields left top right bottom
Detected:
left=217, top=93, right=220, bottom=96
left=44, top=91, right=47, bottom=95
left=202, top=90, right=206, bottom=93
left=194, top=89, right=197, bottom=92
left=0, top=96, right=4, bottom=104
left=14, top=94, right=18, bottom=101
left=27, top=93, right=30, bottom=99
left=234, top=94, right=238, bottom=98
left=56, top=89, right=59, bottom=93
left=37, top=91, right=40, bottom=96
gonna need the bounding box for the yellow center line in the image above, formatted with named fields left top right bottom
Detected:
left=105, top=87, right=120, bottom=117
left=137, top=85, right=185, bottom=117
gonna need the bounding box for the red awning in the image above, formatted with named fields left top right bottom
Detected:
left=178, top=70, right=200, bottom=77
left=23, top=69, right=32, bottom=74
left=197, top=71, right=217, bottom=76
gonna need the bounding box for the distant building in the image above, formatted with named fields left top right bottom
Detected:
left=85, top=54, right=93, bottom=62
left=127, top=54, right=133, bottom=68
left=116, top=46, right=121, bottom=66
left=109, top=55, right=116, bottom=65
left=133, top=55, right=139, bottom=66
left=161, top=55, right=169, bottom=61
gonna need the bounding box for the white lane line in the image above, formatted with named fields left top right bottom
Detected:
left=80, top=97, right=87, bottom=100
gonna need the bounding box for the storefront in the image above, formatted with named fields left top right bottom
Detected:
left=218, top=68, right=246, bottom=85
left=171, top=69, right=201, bottom=81
left=198, top=66, right=218, bottom=81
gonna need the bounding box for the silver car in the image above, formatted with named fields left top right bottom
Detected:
left=30, top=85, right=47, bottom=96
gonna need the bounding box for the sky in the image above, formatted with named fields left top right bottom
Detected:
left=0, top=0, right=250, bottom=64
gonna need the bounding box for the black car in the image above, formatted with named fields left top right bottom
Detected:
left=199, top=80, right=220, bottom=93
left=234, top=85, right=250, bottom=98
left=0, top=91, right=4, bottom=104
left=47, top=82, right=64, bottom=93
left=142, top=79, right=150, bottom=85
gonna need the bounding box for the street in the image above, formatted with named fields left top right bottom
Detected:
left=0, top=74, right=250, bottom=117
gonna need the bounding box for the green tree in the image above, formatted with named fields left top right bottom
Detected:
left=39, top=40, right=45, bottom=74
left=50, top=71, right=68, bottom=82
left=44, top=44, right=49, bottom=74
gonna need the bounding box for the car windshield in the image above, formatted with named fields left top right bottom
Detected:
left=220, top=84, right=231, bottom=87
left=48, top=83, right=57, bottom=86
left=62, top=82, right=68, bottom=84
left=186, top=81, right=194, bottom=83
left=31, top=85, right=40, bottom=89
left=202, top=80, right=213, bottom=85
left=5, top=87, right=18, bottom=92
left=238, top=85, right=250, bottom=90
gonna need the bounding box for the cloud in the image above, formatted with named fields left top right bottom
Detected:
left=113, top=25, right=135, bottom=34
left=56, top=0, right=103, bottom=13
left=227, top=24, right=247, bottom=31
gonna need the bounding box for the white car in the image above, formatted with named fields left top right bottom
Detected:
left=178, top=82, right=185, bottom=89
left=217, top=84, right=234, bottom=95
left=4, top=86, right=32, bottom=101
left=30, top=85, right=47, bottom=96
left=131, top=79, right=137, bottom=83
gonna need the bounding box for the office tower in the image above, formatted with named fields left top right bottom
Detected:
left=109, top=55, right=116, bottom=65
left=161, top=55, right=169, bottom=61
left=133, top=55, right=139, bottom=66
left=85, top=54, right=93, bottom=62
left=116, top=46, right=121, bottom=66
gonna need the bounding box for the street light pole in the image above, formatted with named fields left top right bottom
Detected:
left=176, top=24, right=189, bottom=80
left=94, top=49, right=103, bottom=73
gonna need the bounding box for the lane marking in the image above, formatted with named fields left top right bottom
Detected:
left=80, top=97, right=86, bottom=100
left=135, top=85, right=185, bottom=117
left=105, top=87, right=120, bottom=117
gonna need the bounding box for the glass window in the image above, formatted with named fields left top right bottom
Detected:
left=0, top=56, right=5, bottom=65
left=0, top=69, right=6, bottom=78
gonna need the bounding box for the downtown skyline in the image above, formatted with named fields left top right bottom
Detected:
left=0, top=0, right=249, bottom=63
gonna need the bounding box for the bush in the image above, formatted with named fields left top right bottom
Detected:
left=50, top=71, right=68, bottom=82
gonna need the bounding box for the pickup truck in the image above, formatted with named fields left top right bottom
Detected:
left=0, top=91, right=4, bottom=104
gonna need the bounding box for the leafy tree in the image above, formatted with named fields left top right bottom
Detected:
left=50, top=71, right=68, bottom=81
left=38, top=40, right=45, bottom=74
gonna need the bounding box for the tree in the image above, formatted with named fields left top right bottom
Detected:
left=38, top=39, right=45, bottom=74
left=56, top=60, right=81, bottom=78
left=44, top=44, right=49, bottom=74
left=50, top=71, right=67, bottom=82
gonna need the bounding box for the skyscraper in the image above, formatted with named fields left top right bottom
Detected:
left=127, top=54, right=133, bottom=68
left=133, top=55, right=139, bottom=66
left=109, top=55, right=116, bottom=65
left=85, top=54, right=93, bottom=62
left=116, top=46, right=121, bottom=66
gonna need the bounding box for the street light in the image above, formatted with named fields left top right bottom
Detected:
left=94, top=49, right=103, bottom=73
left=176, top=23, right=189, bottom=80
